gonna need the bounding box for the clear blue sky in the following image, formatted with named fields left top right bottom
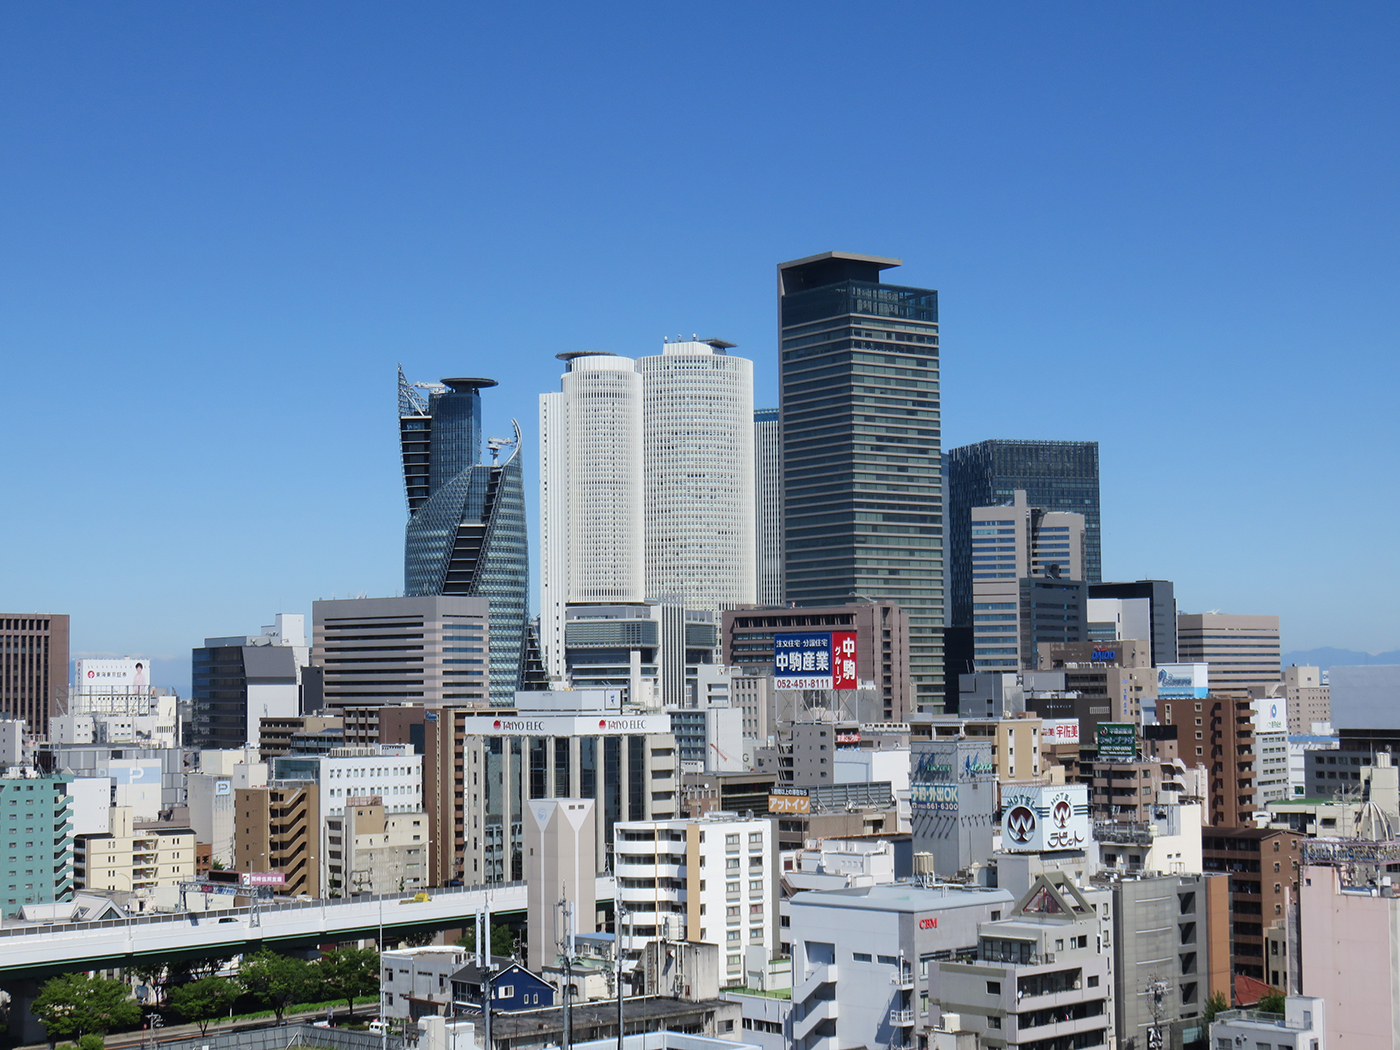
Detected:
left=2, top=2, right=1396, bottom=692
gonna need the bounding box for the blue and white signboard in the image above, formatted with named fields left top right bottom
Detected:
left=773, top=632, right=857, bottom=689
left=1157, top=663, right=1209, bottom=699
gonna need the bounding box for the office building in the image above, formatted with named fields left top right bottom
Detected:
left=723, top=601, right=913, bottom=722
left=788, top=882, right=1015, bottom=1050
left=0, top=771, right=72, bottom=917
left=233, top=781, right=321, bottom=897
left=539, top=343, right=757, bottom=678
left=1280, top=664, right=1330, bottom=732
left=191, top=614, right=310, bottom=749
left=400, top=371, right=529, bottom=704
left=966, top=490, right=1086, bottom=671
left=322, top=800, right=428, bottom=895
left=1106, top=872, right=1228, bottom=1050
left=777, top=251, right=945, bottom=711
left=1253, top=698, right=1290, bottom=805
left=1176, top=613, right=1280, bottom=696
left=562, top=602, right=718, bottom=709
left=754, top=408, right=782, bottom=607
left=909, top=738, right=998, bottom=877
left=928, top=872, right=1112, bottom=1050
left=946, top=440, right=1102, bottom=629
left=271, top=742, right=423, bottom=817
left=313, top=596, right=490, bottom=710
left=638, top=339, right=757, bottom=610
left=1161, top=694, right=1257, bottom=826
left=1, top=613, right=69, bottom=738
left=1038, top=640, right=1157, bottom=724
left=1201, top=827, right=1300, bottom=982
left=614, top=812, right=776, bottom=983
left=1327, top=664, right=1400, bottom=729
left=1085, top=596, right=1151, bottom=648
left=1088, top=581, right=1178, bottom=665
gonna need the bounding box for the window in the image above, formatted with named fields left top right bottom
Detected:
left=988, top=1017, right=1001, bottom=1029
left=1088, top=975, right=1099, bottom=987
left=987, top=981, right=1001, bottom=994
left=853, top=952, right=872, bottom=962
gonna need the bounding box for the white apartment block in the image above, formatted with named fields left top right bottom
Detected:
left=614, top=812, right=776, bottom=986
left=271, top=744, right=422, bottom=816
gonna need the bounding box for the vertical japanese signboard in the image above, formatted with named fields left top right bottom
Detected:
left=774, top=631, right=857, bottom=689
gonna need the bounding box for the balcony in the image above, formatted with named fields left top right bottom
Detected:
left=889, top=1009, right=915, bottom=1026
left=891, top=968, right=915, bottom=990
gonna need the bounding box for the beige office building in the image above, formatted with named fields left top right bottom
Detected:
left=1177, top=612, right=1280, bottom=696
left=1281, top=664, right=1330, bottom=732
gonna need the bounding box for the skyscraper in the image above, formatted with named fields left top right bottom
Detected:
left=538, top=341, right=757, bottom=679
left=777, top=251, right=944, bottom=710
left=638, top=339, right=756, bottom=610
left=754, top=407, right=782, bottom=607
left=946, top=439, right=1101, bottom=628
left=399, top=369, right=529, bottom=705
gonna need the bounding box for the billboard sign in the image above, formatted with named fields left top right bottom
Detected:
left=767, top=787, right=810, bottom=815
left=910, top=781, right=960, bottom=814
left=74, top=658, right=152, bottom=693
left=1000, top=783, right=1090, bottom=852
left=1157, top=663, right=1209, bottom=699
left=1096, top=722, right=1137, bottom=760
left=239, top=872, right=286, bottom=887
left=1253, top=698, right=1287, bottom=735
left=1041, top=719, right=1080, bottom=745
left=773, top=632, right=857, bottom=690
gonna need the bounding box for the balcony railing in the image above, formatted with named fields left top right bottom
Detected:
left=889, top=1009, right=915, bottom=1025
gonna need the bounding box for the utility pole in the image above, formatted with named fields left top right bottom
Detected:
left=559, top=894, right=574, bottom=1050
left=615, top=900, right=628, bottom=1050
left=1146, top=974, right=1168, bottom=1050
left=478, top=897, right=494, bottom=1050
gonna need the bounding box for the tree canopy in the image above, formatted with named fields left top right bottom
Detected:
left=168, top=977, right=240, bottom=1035
left=317, top=946, right=379, bottom=1017
left=33, top=973, right=142, bottom=1042
left=237, top=950, right=314, bottom=1022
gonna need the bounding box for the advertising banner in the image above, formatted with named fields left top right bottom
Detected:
left=240, top=872, right=287, bottom=887
left=1041, top=719, right=1080, bottom=745
left=74, top=658, right=152, bottom=692
left=773, top=631, right=857, bottom=690
left=1156, top=663, right=1209, bottom=699
left=910, top=782, right=960, bottom=814
left=1096, top=722, right=1137, bottom=760
left=1253, top=698, right=1288, bottom=735
left=767, top=787, right=811, bottom=815
left=1000, top=783, right=1090, bottom=852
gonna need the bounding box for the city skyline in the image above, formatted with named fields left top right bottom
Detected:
left=2, top=5, right=1396, bottom=684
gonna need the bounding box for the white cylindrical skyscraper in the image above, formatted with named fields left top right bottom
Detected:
left=638, top=339, right=757, bottom=610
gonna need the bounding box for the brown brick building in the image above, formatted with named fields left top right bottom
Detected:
left=1, top=613, right=69, bottom=738
left=1161, top=694, right=1256, bottom=826
left=1201, top=827, right=1300, bottom=983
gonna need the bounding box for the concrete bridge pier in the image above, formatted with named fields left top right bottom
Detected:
left=4, top=977, right=49, bottom=1046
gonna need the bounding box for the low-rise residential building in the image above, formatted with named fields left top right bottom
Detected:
left=73, top=805, right=194, bottom=898
left=451, top=959, right=555, bottom=1013
left=788, top=882, right=1015, bottom=1050
left=929, top=872, right=1112, bottom=1050
left=1209, top=996, right=1325, bottom=1050
left=381, top=946, right=471, bottom=1020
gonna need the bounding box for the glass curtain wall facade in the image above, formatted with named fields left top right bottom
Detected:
left=400, top=369, right=530, bottom=705
left=754, top=407, right=782, bottom=607
left=778, top=252, right=944, bottom=711
left=946, top=439, right=1101, bottom=628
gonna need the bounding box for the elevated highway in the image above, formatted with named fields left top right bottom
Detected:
left=0, top=876, right=616, bottom=982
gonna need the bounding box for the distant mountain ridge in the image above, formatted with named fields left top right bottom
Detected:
left=1281, top=647, right=1400, bottom=673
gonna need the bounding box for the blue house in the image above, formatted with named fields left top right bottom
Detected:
left=450, top=957, right=554, bottom=1012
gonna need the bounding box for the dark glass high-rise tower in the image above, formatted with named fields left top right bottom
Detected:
left=399, top=369, right=529, bottom=705
left=778, top=252, right=945, bottom=710
left=945, top=439, right=1101, bottom=628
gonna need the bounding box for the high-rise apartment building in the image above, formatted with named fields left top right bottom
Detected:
left=399, top=370, right=529, bottom=705
left=1177, top=613, right=1280, bottom=696
left=946, top=440, right=1101, bottom=628
left=777, top=251, right=944, bottom=710
left=639, top=339, right=756, bottom=610
left=968, top=490, right=1086, bottom=671
left=1161, top=694, right=1257, bottom=827
left=234, top=781, right=321, bottom=897
left=1201, top=827, right=1300, bottom=982
left=754, top=407, right=782, bottom=607
left=0, top=772, right=72, bottom=916
left=1, top=614, right=69, bottom=738
left=313, top=596, right=490, bottom=710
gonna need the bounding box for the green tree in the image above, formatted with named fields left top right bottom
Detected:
left=1255, top=988, right=1286, bottom=1015
left=454, top=923, right=515, bottom=959
left=33, top=974, right=142, bottom=1045
left=167, top=977, right=240, bottom=1035
left=77, top=1036, right=104, bottom=1050
left=237, top=950, right=313, bottom=1023
left=1203, top=989, right=1229, bottom=1023
left=317, top=946, right=379, bottom=1019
